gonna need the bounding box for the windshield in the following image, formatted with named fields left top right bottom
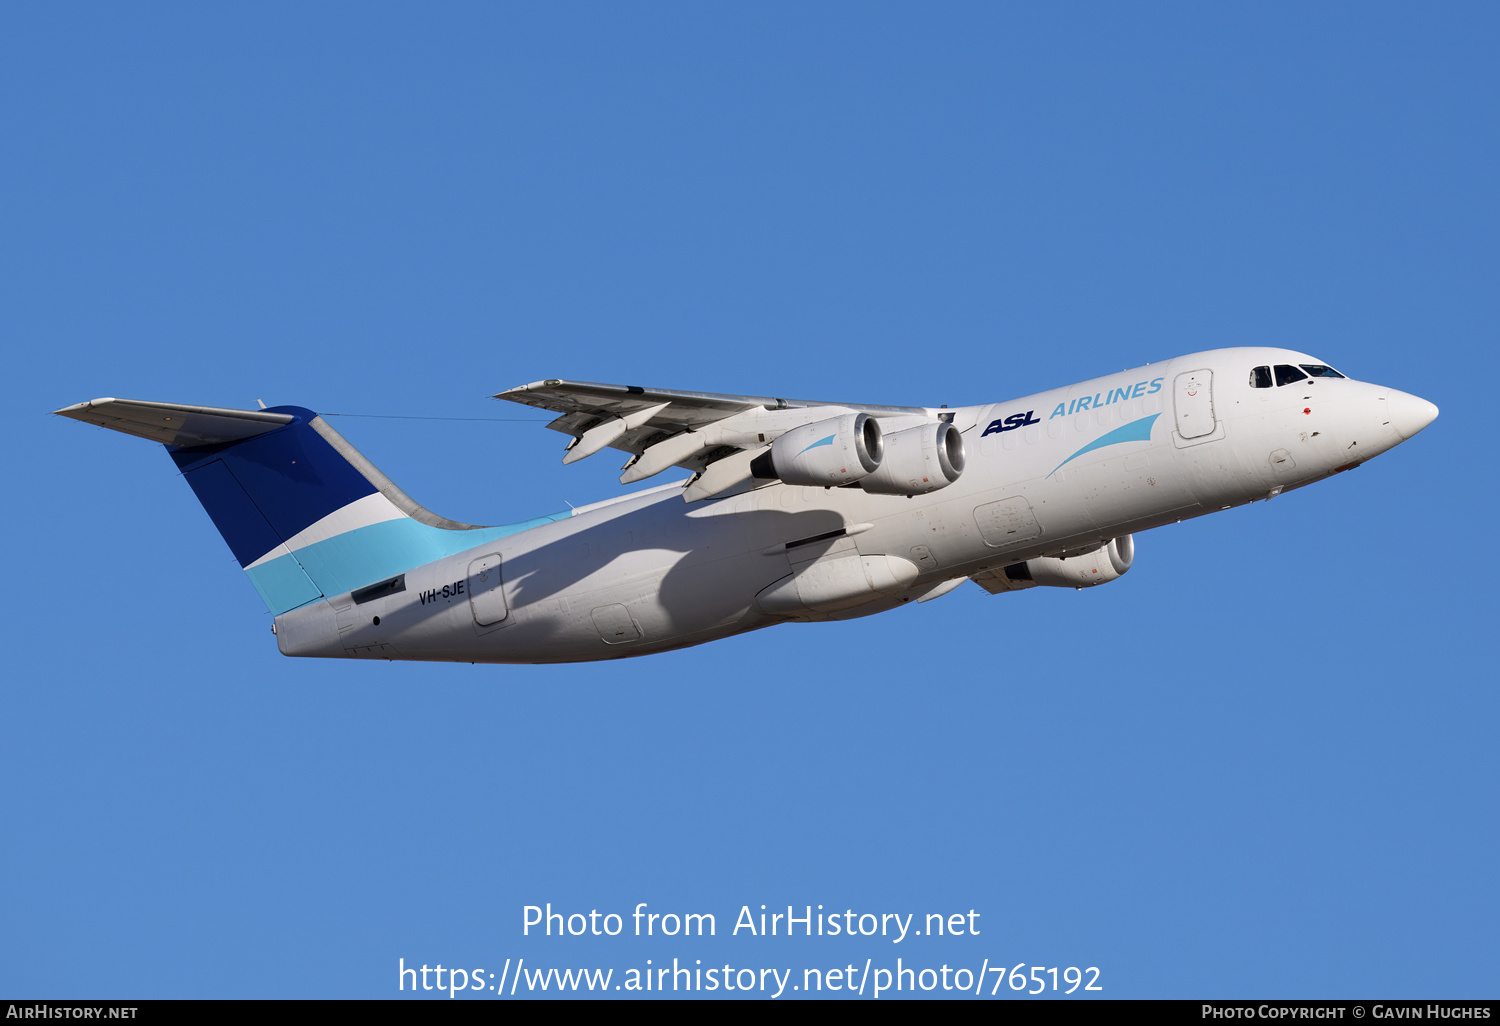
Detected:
left=1300, top=364, right=1345, bottom=378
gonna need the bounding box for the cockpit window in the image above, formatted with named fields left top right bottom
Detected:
left=1300, top=364, right=1345, bottom=379
left=1249, top=366, right=1273, bottom=388
left=1274, top=364, right=1308, bottom=386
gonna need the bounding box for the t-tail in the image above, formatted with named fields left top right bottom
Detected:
left=53, top=399, right=569, bottom=615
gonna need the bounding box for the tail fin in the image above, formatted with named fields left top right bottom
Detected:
left=55, top=398, right=570, bottom=614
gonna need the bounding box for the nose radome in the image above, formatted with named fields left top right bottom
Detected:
left=1385, top=390, right=1439, bottom=441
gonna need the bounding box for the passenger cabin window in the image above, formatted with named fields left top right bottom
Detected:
left=1274, top=364, right=1308, bottom=386
left=1300, top=364, right=1345, bottom=378
left=1249, top=366, right=1273, bottom=388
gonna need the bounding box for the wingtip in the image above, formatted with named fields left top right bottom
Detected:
left=492, top=381, right=551, bottom=400
left=53, top=397, right=117, bottom=417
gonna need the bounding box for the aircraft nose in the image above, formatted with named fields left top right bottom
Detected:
left=1384, top=390, right=1439, bottom=441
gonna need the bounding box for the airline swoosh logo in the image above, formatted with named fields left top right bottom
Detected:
left=1046, top=414, right=1160, bottom=477
left=794, top=435, right=836, bottom=459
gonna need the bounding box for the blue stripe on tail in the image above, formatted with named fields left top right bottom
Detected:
left=244, top=513, right=571, bottom=614
left=164, top=404, right=572, bottom=615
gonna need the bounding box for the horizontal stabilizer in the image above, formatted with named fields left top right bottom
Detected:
left=53, top=398, right=293, bottom=448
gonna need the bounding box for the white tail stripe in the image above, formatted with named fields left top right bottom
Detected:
left=244, top=492, right=408, bottom=569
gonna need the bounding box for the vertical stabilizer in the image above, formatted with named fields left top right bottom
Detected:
left=55, top=399, right=571, bottom=614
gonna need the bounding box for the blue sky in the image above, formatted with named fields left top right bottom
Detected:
left=3, top=2, right=1495, bottom=999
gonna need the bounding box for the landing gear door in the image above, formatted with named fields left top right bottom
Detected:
left=467, top=554, right=508, bottom=626
left=1173, top=369, right=1223, bottom=446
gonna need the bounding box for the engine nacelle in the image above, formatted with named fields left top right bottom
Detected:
left=983, top=535, right=1135, bottom=592
left=752, top=412, right=883, bottom=487
left=860, top=421, right=965, bottom=495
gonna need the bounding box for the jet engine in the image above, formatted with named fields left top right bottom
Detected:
left=980, top=536, right=1135, bottom=592
left=751, top=412, right=883, bottom=487
left=859, top=421, right=965, bottom=495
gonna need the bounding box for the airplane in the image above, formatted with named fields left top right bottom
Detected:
left=55, top=348, right=1437, bottom=664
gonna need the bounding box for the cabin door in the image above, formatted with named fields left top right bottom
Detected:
left=467, top=554, right=509, bottom=626
left=1173, top=370, right=1216, bottom=439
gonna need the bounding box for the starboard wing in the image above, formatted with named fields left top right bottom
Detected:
left=494, top=379, right=937, bottom=499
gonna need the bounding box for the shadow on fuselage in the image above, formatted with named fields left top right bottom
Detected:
left=379, top=489, right=862, bottom=657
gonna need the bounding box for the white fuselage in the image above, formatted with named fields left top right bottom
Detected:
left=273, top=348, right=1433, bottom=663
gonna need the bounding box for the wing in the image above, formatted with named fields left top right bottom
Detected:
left=494, top=378, right=941, bottom=501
